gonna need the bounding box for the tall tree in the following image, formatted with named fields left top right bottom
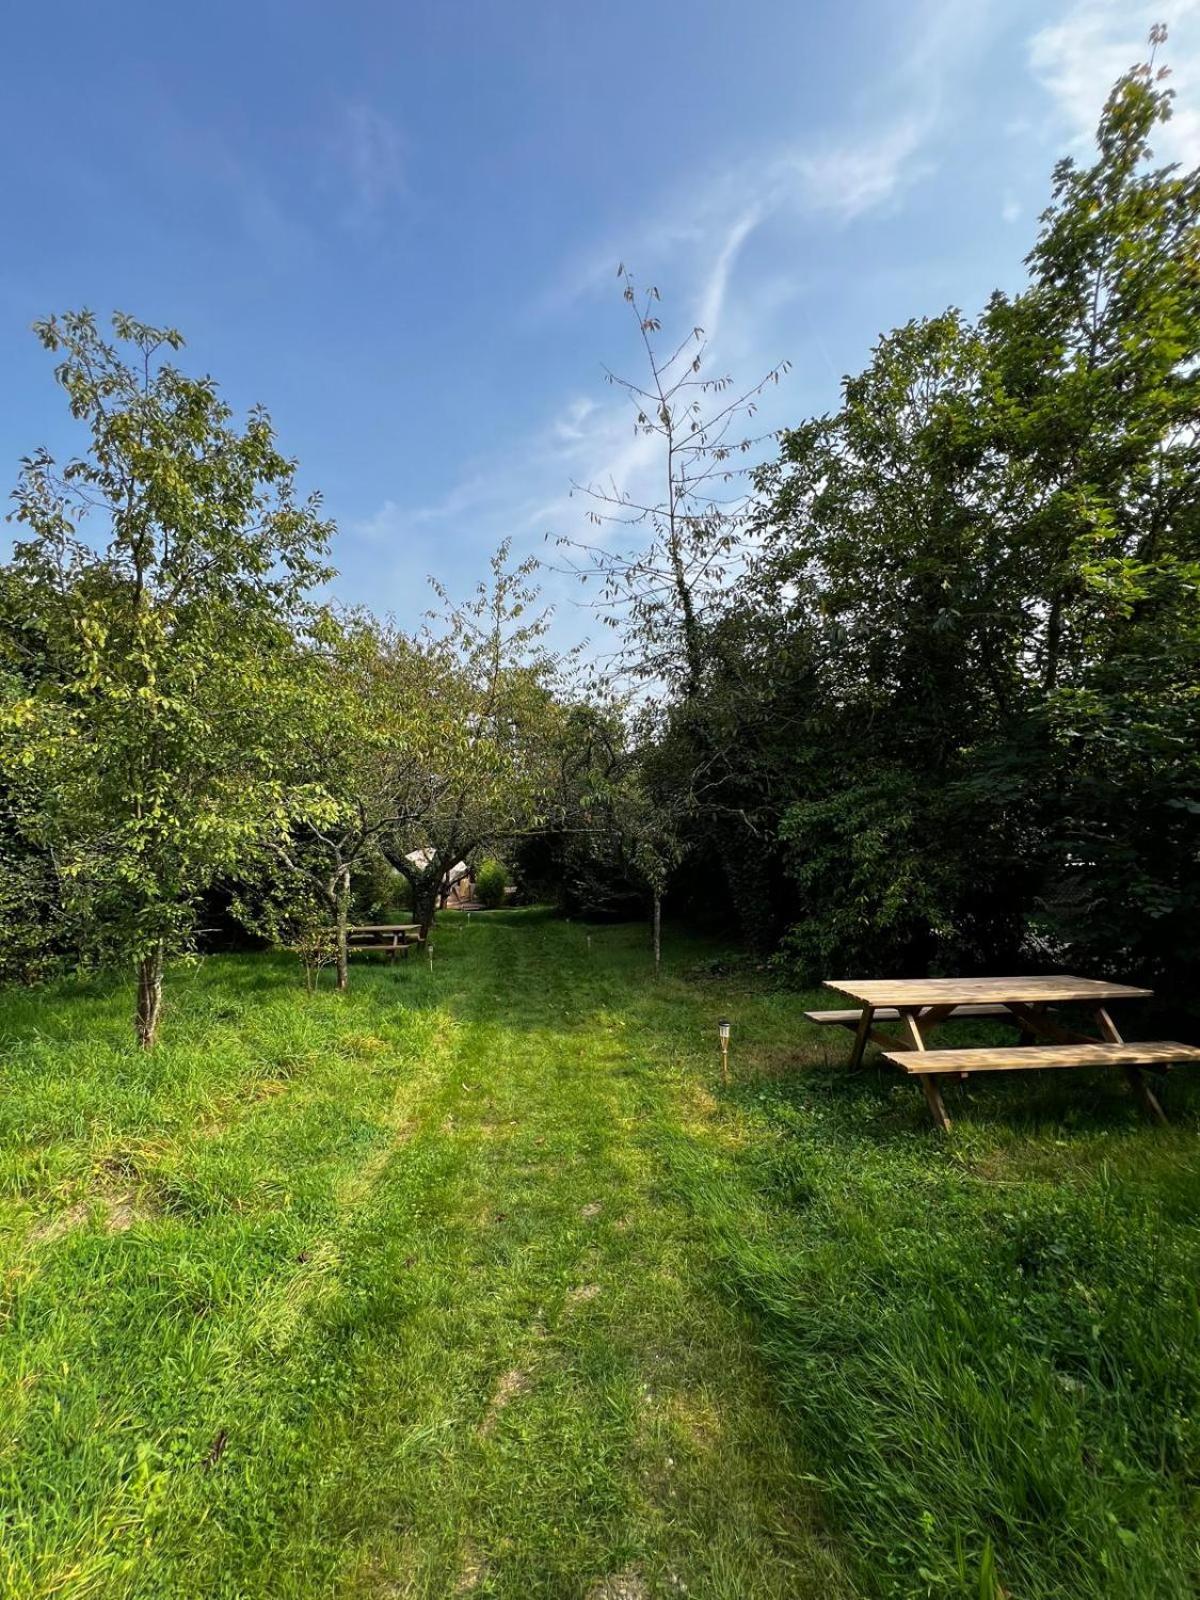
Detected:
left=246, top=611, right=419, bottom=991
left=752, top=311, right=1040, bottom=975
left=548, top=703, right=685, bottom=976
left=1, top=312, right=332, bottom=1045
left=379, top=543, right=565, bottom=934
left=750, top=30, right=1200, bottom=981
left=982, top=32, right=1200, bottom=977
left=557, top=268, right=791, bottom=944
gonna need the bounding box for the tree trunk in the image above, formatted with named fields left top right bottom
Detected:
left=652, top=890, right=662, bottom=980
left=414, top=876, right=440, bottom=939
left=136, top=942, right=165, bottom=1050
left=1044, top=592, right=1064, bottom=693
left=334, top=865, right=351, bottom=992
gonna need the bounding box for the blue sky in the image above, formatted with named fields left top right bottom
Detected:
left=4, top=0, right=1199, bottom=650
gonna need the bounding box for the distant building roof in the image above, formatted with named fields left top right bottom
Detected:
left=405, top=849, right=469, bottom=885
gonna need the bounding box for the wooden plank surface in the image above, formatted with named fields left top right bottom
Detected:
left=346, top=924, right=422, bottom=934
left=882, top=1041, right=1200, bottom=1076
left=805, top=1004, right=1010, bottom=1026
left=825, top=974, right=1153, bottom=1007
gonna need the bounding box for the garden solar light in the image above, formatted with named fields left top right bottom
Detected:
left=718, top=1018, right=731, bottom=1083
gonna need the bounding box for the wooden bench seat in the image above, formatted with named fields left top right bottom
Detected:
left=805, top=1003, right=1009, bottom=1025
left=347, top=934, right=422, bottom=947
left=343, top=927, right=426, bottom=961
left=881, top=1041, right=1200, bottom=1076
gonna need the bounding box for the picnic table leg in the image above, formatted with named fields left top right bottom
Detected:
left=848, top=1005, right=875, bottom=1070
left=901, top=1009, right=952, bottom=1133
left=1006, top=1002, right=1095, bottom=1046
left=1095, top=1004, right=1168, bottom=1125
left=1016, top=1004, right=1037, bottom=1046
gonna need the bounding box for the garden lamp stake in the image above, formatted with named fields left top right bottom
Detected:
left=718, top=1018, right=731, bottom=1085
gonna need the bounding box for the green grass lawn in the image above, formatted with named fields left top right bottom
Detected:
left=0, top=911, right=1196, bottom=1598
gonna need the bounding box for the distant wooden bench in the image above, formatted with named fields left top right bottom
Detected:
left=343, top=924, right=426, bottom=962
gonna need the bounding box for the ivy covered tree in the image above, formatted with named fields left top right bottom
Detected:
left=0, top=312, right=332, bottom=1046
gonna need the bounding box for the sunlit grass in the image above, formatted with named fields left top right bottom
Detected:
left=0, top=913, right=846, bottom=1598
left=657, top=951, right=1200, bottom=1600
left=0, top=911, right=1196, bottom=1597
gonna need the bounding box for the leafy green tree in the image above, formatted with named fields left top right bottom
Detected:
left=982, top=36, right=1200, bottom=977
left=1, top=311, right=332, bottom=1045
left=544, top=703, right=685, bottom=975
left=379, top=543, right=566, bottom=935
left=753, top=311, right=1041, bottom=974
left=750, top=33, right=1200, bottom=982
left=242, top=611, right=418, bottom=990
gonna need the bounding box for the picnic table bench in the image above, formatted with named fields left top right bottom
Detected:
left=343, top=924, right=426, bottom=962
left=808, top=975, right=1200, bottom=1130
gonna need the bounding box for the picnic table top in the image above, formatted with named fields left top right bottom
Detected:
left=824, top=974, right=1153, bottom=1008
left=346, top=923, right=422, bottom=934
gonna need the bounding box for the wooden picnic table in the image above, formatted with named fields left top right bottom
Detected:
left=343, top=923, right=425, bottom=961
left=812, top=974, right=1200, bottom=1131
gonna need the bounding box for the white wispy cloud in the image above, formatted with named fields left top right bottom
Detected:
left=331, top=102, right=405, bottom=225
left=545, top=0, right=996, bottom=323
left=695, top=207, right=762, bottom=341
left=1030, top=0, right=1200, bottom=166
left=786, top=114, right=934, bottom=222
left=545, top=111, right=937, bottom=320
left=552, top=397, right=599, bottom=444
left=349, top=0, right=1001, bottom=648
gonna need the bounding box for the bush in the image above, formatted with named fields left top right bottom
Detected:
left=475, top=859, right=508, bottom=910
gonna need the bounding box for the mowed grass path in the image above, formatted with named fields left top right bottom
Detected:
left=0, top=913, right=849, bottom=1599
left=1, top=911, right=1198, bottom=1598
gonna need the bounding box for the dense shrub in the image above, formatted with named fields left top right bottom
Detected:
left=475, top=859, right=508, bottom=909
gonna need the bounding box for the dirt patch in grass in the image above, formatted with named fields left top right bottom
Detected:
left=29, top=1202, right=90, bottom=1243
left=659, top=1389, right=721, bottom=1453
left=580, top=1201, right=602, bottom=1218
left=452, top=1543, right=488, bottom=1593
left=31, top=1186, right=155, bottom=1242
left=103, top=1191, right=151, bottom=1231
left=586, top=1571, right=646, bottom=1600
left=479, top=1367, right=532, bottom=1435
left=565, top=1283, right=602, bottom=1308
